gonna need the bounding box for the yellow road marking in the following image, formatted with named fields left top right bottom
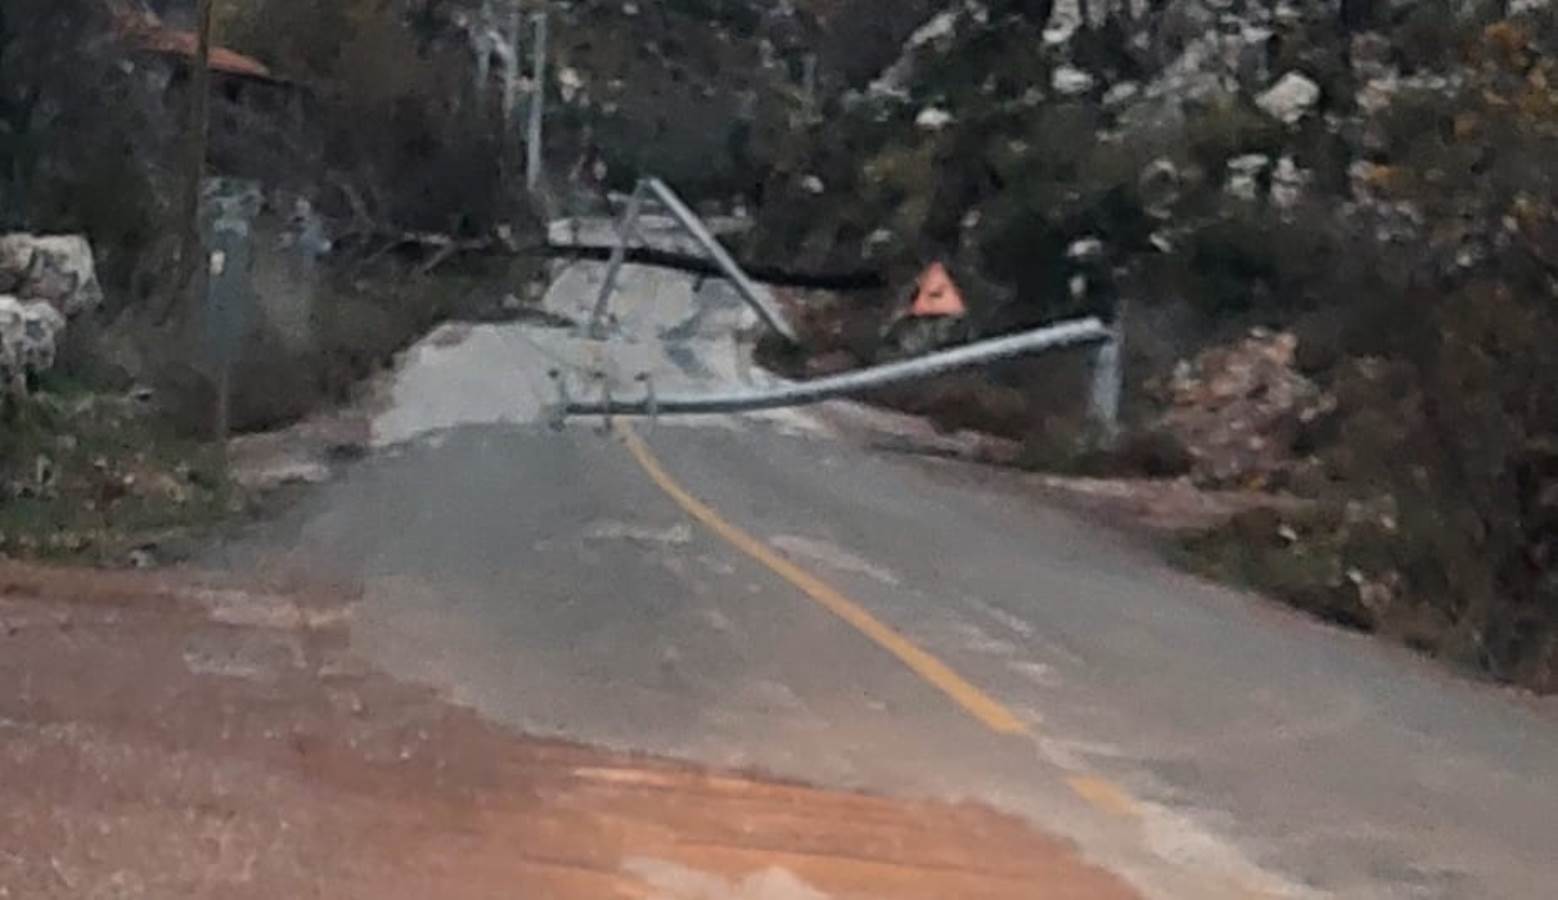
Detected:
left=616, top=424, right=1145, bottom=817
left=615, top=422, right=1029, bottom=737
left=613, top=421, right=1279, bottom=895
left=1066, top=775, right=1142, bottom=818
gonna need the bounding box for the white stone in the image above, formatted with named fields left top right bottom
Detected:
left=1052, top=65, right=1097, bottom=97
left=0, top=295, right=66, bottom=396
left=1102, top=81, right=1141, bottom=108
left=0, top=233, right=104, bottom=316
left=1067, top=237, right=1105, bottom=260
left=907, top=11, right=959, bottom=49
left=1256, top=71, right=1321, bottom=124
left=800, top=175, right=825, bottom=195
left=915, top=106, right=955, bottom=130
left=558, top=67, right=585, bottom=103
left=1226, top=154, right=1268, bottom=201
left=1270, top=156, right=1310, bottom=209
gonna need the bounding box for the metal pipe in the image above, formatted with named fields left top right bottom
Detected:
left=588, top=181, right=649, bottom=336
left=1088, top=311, right=1124, bottom=446
left=526, top=11, right=548, bottom=193
left=643, top=178, right=799, bottom=344
left=563, top=317, right=1111, bottom=418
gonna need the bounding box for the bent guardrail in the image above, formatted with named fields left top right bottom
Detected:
left=557, top=316, right=1113, bottom=420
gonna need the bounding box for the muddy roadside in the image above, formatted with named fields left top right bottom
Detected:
left=0, top=563, right=1135, bottom=900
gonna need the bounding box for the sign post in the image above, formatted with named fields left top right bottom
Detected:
left=202, top=178, right=261, bottom=454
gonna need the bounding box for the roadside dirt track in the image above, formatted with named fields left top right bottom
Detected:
left=0, top=564, right=1135, bottom=899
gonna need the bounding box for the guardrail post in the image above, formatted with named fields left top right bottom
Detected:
left=1088, top=333, right=1122, bottom=447
left=1086, top=299, right=1125, bottom=447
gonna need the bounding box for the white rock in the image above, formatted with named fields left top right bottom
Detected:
left=558, top=67, right=585, bottom=103
left=1226, top=154, right=1269, bottom=201
left=915, top=106, right=955, bottom=130
left=1067, top=237, right=1105, bottom=261
left=1256, top=71, right=1321, bottom=124
left=0, top=233, right=104, bottom=316
left=1227, top=153, right=1271, bottom=175
left=907, top=11, right=959, bottom=49
left=1270, top=156, right=1310, bottom=209
left=1045, top=0, right=1084, bottom=44
left=1102, top=81, right=1141, bottom=108
left=1139, top=158, right=1182, bottom=217
left=800, top=175, right=825, bottom=195
left=1052, top=65, right=1097, bottom=97
left=0, top=295, right=66, bottom=396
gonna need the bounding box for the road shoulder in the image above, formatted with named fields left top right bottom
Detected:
left=0, top=562, right=1137, bottom=899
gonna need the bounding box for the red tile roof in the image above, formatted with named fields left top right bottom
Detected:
left=109, top=3, right=279, bottom=82
left=132, top=26, right=276, bottom=81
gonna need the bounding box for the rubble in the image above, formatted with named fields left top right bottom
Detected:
left=1154, top=329, right=1335, bottom=488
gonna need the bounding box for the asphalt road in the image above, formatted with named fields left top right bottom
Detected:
left=220, top=415, right=1558, bottom=899
left=217, top=238, right=1558, bottom=899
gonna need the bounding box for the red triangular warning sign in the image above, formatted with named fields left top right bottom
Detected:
left=908, top=262, right=967, bottom=318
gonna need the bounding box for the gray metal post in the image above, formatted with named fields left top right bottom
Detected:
left=202, top=178, right=261, bottom=452
left=526, top=11, right=548, bottom=193
left=644, top=178, right=798, bottom=344
left=1088, top=338, right=1122, bottom=443
left=1088, top=311, right=1124, bottom=446
left=563, top=317, right=1110, bottom=418
left=589, top=181, right=649, bottom=337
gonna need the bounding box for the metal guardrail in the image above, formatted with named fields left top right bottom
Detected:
left=588, top=177, right=799, bottom=345
left=558, top=317, right=1112, bottom=419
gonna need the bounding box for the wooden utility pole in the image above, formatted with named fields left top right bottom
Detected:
left=174, top=0, right=215, bottom=322
left=178, top=0, right=222, bottom=444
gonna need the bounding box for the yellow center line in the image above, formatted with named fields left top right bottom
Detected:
left=615, top=421, right=1030, bottom=737
left=613, top=419, right=1285, bottom=897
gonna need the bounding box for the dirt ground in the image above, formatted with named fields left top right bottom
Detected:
left=0, top=564, right=1136, bottom=900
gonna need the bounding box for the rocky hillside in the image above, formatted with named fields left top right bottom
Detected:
left=742, top=0, right=1558, bottom=691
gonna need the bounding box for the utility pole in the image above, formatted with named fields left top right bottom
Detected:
left=526, top=9, right=548, bottom=194
left=176, top=0, right=215, bottom=318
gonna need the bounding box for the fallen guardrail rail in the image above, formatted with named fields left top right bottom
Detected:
left=556, top=316, right=1113, bottom=420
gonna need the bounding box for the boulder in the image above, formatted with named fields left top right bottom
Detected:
left=0, top=234, right=103, bottom=400
left=0, top=296, right=68, bottom=397
left=0, top=233, right=105, bottom=316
